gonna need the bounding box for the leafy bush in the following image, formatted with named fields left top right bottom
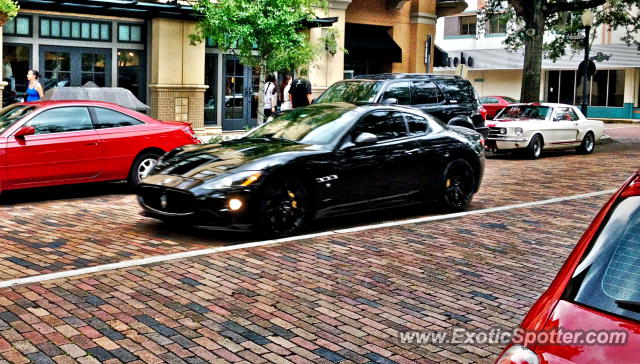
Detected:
left=0, top=0, right=19, bottom=18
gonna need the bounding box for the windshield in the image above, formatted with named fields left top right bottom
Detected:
left=0, top=104, right=37, bottom=134
left=567, top=196, right=640, bottom=321
left=246, top=105, right=356, bottom=145
left=503, top=96, right=517, bottom=103
left=495, top=105, right=552, bottom=120
left=315, top=81, right=383, bottom=103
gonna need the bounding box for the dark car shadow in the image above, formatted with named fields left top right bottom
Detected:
left=486, top=149, right=580, bottom=160
left=0, top=181, right=132, bottom=205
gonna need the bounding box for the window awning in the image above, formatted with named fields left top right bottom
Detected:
left=345, top=23, right=402, bottom=63
left=19, top=0, right=196, bottom=19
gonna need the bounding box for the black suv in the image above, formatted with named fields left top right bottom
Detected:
left=314, top=73, right=488, bottom=137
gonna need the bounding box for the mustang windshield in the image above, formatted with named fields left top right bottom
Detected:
left=495, top=105, right=552, bottom=121
left=315, top=81, right=383, bottom=103
left=246, top=105, right=356, bottom=145
left=0, top=104, right=37, bottom=134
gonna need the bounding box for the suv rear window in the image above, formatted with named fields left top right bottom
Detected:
left=438, top=79, right=477, bottom=104
left=565, top=196, right=640, bottom=321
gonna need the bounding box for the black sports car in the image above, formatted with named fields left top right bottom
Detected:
left=137, top=103, right=485, bottom=237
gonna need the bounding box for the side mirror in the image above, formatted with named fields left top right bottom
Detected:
left=14, top=125, right=35, bottom=138
left=354, top=132, right=378, bottom=146
left=382, top=98, right=398, bottom=105
left=447, top=116, right=475, bottom=131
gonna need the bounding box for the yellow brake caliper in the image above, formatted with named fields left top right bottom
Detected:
left=288, top=191, right=297, bottom=208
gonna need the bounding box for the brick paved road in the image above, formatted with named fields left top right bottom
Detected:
left=0, top=132, right=638, bottom=363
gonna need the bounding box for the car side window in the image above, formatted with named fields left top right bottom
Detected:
left=567, top=108, right=580, bottom=121
left=26, top=107, right=93, bottom=135
left=554, top=108, right=573, bottom=121
left=403, top=113, right=431, bottom=136
left=353, top=111, right=408, bottom=142
left=92, top=107, right=143, bottom=129
left=382, top=82, right=411, bottom=105
left=412, top=81, right=442, bottom=105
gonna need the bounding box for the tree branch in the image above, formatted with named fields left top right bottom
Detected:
left=509, top=0, right=527, bottom=18
left=545, top=0, right=606, bottom=15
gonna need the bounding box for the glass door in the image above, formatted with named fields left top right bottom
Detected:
left=204, top=53, right=218, bottom=126
left=40, top=46, right=111, bottom=90
left=222, top=56, right=257, bottom=131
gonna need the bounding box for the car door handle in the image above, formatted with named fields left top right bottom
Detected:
left=405, top=148, right=421, bottom=155
left=85, top=142, right=99, bottom=146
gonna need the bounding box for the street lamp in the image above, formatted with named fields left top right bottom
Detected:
left=581, top=9, right=595, bottom=117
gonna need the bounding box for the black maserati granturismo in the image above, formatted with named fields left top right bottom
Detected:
left=137, top=102, right=485, bottom=237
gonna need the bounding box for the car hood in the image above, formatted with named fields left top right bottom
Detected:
left=487, top=119, right=543, bottom=128
left=530, top=300, right=640, bottom=363
left=146, top=138, right=321, bottom=182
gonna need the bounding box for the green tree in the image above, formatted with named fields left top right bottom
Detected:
left=476, top=0, right=640, bottom=102
left=191, top=0, right=328, bottom=123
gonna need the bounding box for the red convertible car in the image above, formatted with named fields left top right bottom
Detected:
left=496, top=170, right=640, bottom=364
left=480, top=96, right=516, bottom=120
left=0, top=101, right=200, bottom=191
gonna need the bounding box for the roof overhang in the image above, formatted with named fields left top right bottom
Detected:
left=434, top=44, right=640, bottom=71
left=19, top=0, right=196, bottom=19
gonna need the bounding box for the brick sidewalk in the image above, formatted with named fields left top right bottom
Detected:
left=0, top=195, right=607, bottom=363
left=0, top=136, right=638, bottom=363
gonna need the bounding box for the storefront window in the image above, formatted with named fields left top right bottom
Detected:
left=118, top=24, right=143, bottom=43
left=3, top=15, right=32, bottom=37
left=40, top=17, right=111, bottom=41
left=2, top=45, right=31, bottom=105
left=117, top=50, right=144, bottom=102
left=548, top=69, right=625, bottom=107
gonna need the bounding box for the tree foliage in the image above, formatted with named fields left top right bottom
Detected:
left=190, top=0, right=328, bottom=72
left=476, top=0, right=640, bottom=101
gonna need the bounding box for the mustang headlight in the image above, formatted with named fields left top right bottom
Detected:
left=514, top=127, right=524, bottom=136
left=499, top=128, right=507, bottom=135
left=202, top=171, right=262, bottom=190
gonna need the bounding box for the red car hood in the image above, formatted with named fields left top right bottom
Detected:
left=532, top=300, right=640, bottom=363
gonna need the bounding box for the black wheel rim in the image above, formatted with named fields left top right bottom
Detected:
left=445, top=163, right=473, bottom=209
left=263, top=180, right=307, bottom=236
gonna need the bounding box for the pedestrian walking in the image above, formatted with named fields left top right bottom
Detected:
left=279, top=74, right=293, bottom=111
left=264, top=74, right=278, bottom=118
left=25, top=70, right=44, bottom=102
left=290, top=72, right=313, bottom=108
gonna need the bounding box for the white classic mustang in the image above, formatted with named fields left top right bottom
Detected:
left=485, top=103, right=605, bottom=159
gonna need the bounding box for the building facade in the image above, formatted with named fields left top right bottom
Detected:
left=434, top=1, right=640, bottom=120
left=1, top=0, right=464, bottom=131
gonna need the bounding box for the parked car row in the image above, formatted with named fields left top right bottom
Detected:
left=0, top=73, right=627, bottom=364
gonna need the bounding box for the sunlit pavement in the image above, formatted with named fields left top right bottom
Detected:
left=0, top=128, right=638, bottom=363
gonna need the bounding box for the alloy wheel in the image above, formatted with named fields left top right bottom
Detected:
left=262, top=179, right=307, bottom=236
left=137, top=158, right=157, bottom=182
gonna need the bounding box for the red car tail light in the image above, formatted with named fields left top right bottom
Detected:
left=621, top=174, right=640, bottom=198
left=496, top=345, right=540, bottom=364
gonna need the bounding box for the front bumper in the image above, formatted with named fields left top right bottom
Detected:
left=137, top=184, right=257, bottom=232
left=486, top=136, right=528, bottom=150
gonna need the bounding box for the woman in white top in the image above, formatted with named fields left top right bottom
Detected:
left=279, top=74, right=293, bottom=111
left=264, top=74, right=278, bottom=118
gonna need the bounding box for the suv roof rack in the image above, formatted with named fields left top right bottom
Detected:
left=353, top=73, right=462, bottom=80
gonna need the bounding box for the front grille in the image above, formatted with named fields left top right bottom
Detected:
left=488, top=127, right=504, bottom=138
left=139, top=186, right=195, bottom=214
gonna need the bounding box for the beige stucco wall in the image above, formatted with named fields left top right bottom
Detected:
left=149, top=18, right=207, bottom=127
left=467, top=70, right=523, bottom=99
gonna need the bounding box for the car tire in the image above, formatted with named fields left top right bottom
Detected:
left=440, top=159, right=475, bottom=212
left=257, top=177, right=310, bottom=238
left=576, top=132, right=595, bottom=154
left=524, top=134, right=543, bottom=159
left=128, top=151, right=162, bottom=186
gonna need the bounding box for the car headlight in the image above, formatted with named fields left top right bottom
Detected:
left=514, top=127, right=524, bottom=136
left=202, top=171, right=262, bottom=190
left=500, top=128, right=507, bottom=135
